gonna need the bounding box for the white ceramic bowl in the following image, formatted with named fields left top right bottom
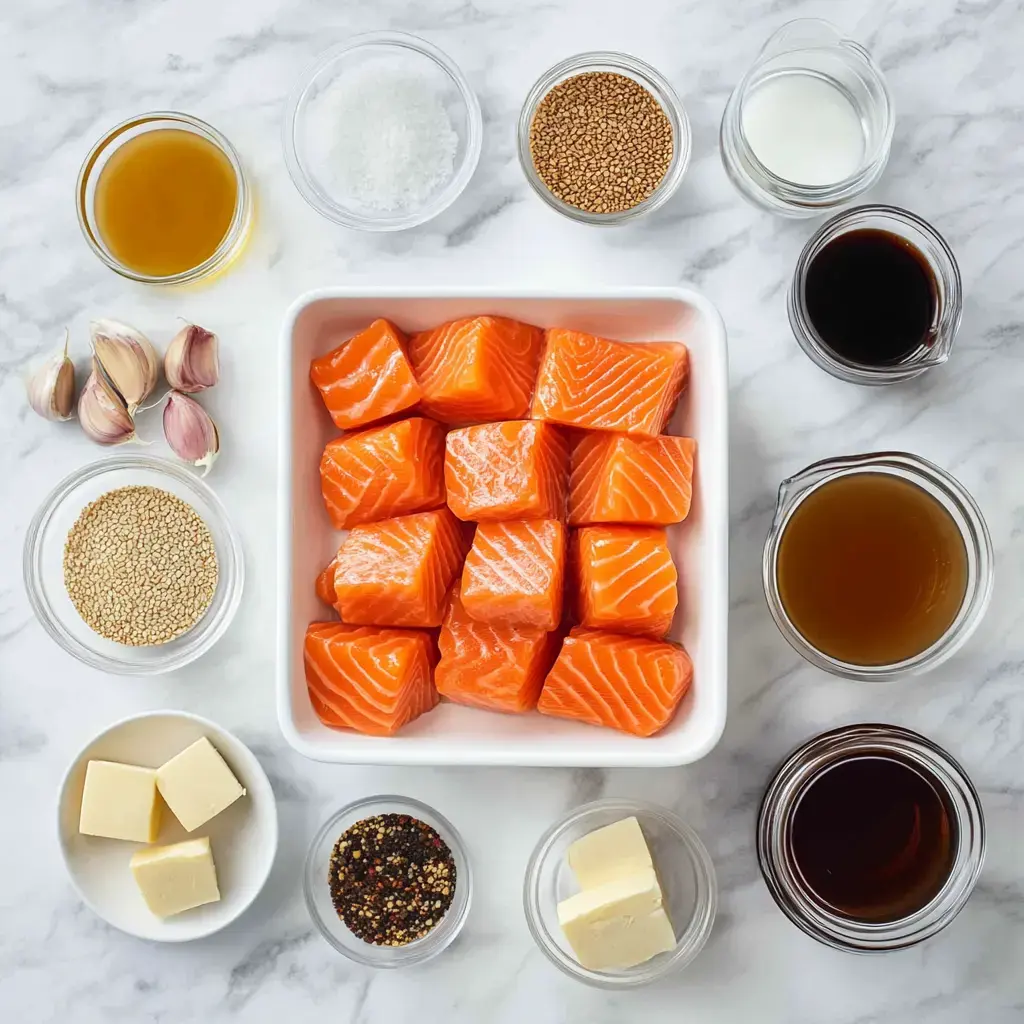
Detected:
left=57, top=711, right=278, bottom=942
left=277, top=287, right=729, bottom=766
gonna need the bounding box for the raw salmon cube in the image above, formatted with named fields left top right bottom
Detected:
left=408, top=316, right=545, bottom=425
left=460, top=519, right=566, bottom=630
left=334, top=508, right=470, bottom=628
left=572, top=526, right=677, bottom=638
left=569, top=432, right=696, bottom=525
left=436, top=582, right=561, bottom=714
left=314, top=555, right=340, bottom=610
left=304, top=622, right=438, bottom=736
left=445, top=420, right=569, bottom=521
left=319, top=417, right=446, bottom=530
left=537, top=628, right=693, bottom=737
left=532, top=329, right=689, bottom=436
left=309, top=319, right=423, bottom=431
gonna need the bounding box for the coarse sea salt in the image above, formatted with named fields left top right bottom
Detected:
left=320, top=62, right=459, bottom=213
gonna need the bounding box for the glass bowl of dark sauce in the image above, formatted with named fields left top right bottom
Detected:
left=788, top=205, right=961, bottom=384
left=758, top=724, right=985, bottom=952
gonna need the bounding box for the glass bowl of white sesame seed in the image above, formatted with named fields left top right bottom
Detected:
left=23, top=454, right=244, bottom=675
left=518, top=51, right=691, bottom=224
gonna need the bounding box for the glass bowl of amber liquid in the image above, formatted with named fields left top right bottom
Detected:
left=762, top=451, right=993, bottom=680
left=77, top=111, right=252, bottom=285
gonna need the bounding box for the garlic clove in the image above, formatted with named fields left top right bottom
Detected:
left=26, top=332, right=76, bottom=421
left=164, top=323, right=220, bottom=393
left=78, top=365, right=137, bottom=445
left=163, top=391, right=220, bottom=476
left=89, top=318, right=159, bottom=412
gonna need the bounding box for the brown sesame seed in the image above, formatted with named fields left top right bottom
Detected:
left=529, top=71, right=674, bottom=214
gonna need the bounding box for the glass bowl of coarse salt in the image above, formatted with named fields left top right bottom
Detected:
left=518, top=52, right=691, bottom=225
left=283, top=32, right=482, bottom=231
left=23, top=454, right=243, bottom=675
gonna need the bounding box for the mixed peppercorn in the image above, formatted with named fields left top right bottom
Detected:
left=328, top=813, right=456, bottom=946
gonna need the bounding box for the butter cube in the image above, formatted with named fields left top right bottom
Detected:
left=79, top=760, right=161, bottom=843
left=130, top=836, right=221, bottom=917
left=567, top=816, right=653, bottom=889
left=156, top=737, right=246, bottom=832
left=557, top=868, right=677, bottom=970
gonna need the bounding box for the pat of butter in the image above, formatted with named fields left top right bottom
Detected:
left=79, top=760, right=161, bottom=843
left=156, top=737, right=246, bottom=832
left=130, top=836, right=221, bottom=917
left=557, top=868, right=676, bottom=971
left=567, top=815, right=653, bottom=889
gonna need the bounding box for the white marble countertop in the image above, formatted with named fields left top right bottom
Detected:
left=1, top=0, right=1022, bottom=1021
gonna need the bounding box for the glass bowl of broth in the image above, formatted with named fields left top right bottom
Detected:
left=77, top=112, right=252, bottom=285
left=762, top=452, right=992, bottom=680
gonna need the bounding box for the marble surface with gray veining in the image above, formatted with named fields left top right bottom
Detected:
left=1, top=0, right=1022, bottom=1021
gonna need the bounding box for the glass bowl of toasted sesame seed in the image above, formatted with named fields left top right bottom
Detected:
left=23, top=454, right=244, bottom=675
left=304, top=795, right=472, bottom=968
left=518, top=52, right=691, bottom=224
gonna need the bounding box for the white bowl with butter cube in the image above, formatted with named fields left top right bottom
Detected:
left=524, top=800, right=717, bottom=988
left=58, top=711, right=278, bottom=941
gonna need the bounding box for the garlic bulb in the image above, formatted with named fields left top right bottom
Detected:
left=164, top=323, right=219, bottom=393
left=163, top=391, right=219, bottom=475
left=26, top=334, right=76, bottom=421
left=90, top=318, right=159, bottom=412
left=78, top=366, right=136, bottom=445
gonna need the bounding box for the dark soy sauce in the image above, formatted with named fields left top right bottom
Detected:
left=790, top=755, right=956, bottom=922
left=804, top=229, right=938, bottom=366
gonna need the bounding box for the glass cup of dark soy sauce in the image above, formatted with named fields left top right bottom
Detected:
left=758, top=724, right=985, bottom=952
left=788, top=205, right=962, bottom=384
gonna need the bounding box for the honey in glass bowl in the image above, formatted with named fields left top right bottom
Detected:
left=95, top=130, right=237, bottom=278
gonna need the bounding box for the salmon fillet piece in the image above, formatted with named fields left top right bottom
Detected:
left=304, top=622, right=438, bottom=736
left=408, top=316, right=545, bottom=425
left=537, top=627, right=693, bottom=737
left=532, top=328, right=689, bottom=436
left=315, top=555, right=340, bottom=610
left=436, top=582, right=561, bottom=713
left=334, top=508, right=470, bottom=628
left=570, top=433, right=696, bottom=525
left=572, top=526, right=678, bottom=638
left=319, top=417, right=446, bottom=530
left=309, top=319, right=423, bottom=431
left=460, top=519, right=566, bottom=630
left=445, top=420, right=569, bottom=521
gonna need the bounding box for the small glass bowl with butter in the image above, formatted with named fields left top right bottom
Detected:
left=523, top=799, right=717, bottom=988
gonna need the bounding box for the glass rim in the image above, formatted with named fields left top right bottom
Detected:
left=787, top=204, right=963, bottom=384
left=22, top=453, right=245, bottom=675
left=522, top=798, right=717, bottom=988
left=762, top=451, right=994, bottom=681
left=757, top=723, right=986, bottom=952
left=517, top=51, right=692, bottom=225
left=281, top=31, right=482, bottom=231
left=302, top=794, right=472, bottom=968
left=76, top=111, right=252, bottom=285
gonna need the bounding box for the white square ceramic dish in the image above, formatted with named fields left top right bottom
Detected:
left=277, top=288, right=728, bottom=766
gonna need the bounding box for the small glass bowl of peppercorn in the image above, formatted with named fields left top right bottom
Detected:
left=304, top=795, right=471, bottom=968
left=518, top=52, right=691, bottom=224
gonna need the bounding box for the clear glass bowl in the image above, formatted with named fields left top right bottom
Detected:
left=523, top=799, right=717, bottom=988
left=23, top=455, right=244, bottom=675
left=76, top=111, right=252, bottom=285
left=283, top=32, right=482, bottom=231
left=518, top=52, right=691, bottom=225
left=758, top=724, right=985, bottom=952
left=763, top=452, right=993, bottom=680
left=788, top=205, right=962, bottom=384
left=304, top=795, right=472, bottom=968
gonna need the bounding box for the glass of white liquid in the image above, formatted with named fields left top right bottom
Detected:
left=720, top=20, right=894, bottom=217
